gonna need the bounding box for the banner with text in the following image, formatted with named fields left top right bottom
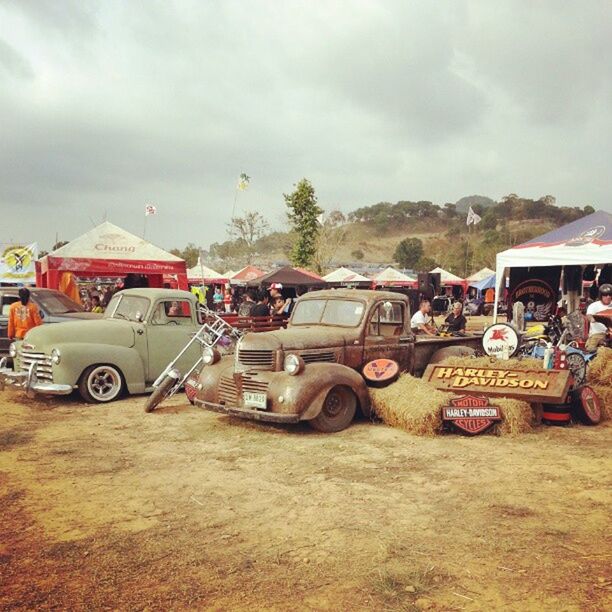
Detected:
left=0, top=243, right=38, bottom=284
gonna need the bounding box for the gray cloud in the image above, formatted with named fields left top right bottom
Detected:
left=0, top=0, right=609, bottom=252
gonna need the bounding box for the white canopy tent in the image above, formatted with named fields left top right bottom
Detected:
left=467, top=267, right=495, bottom=282
left=323, top=267, right=370, bottom=284
left=186, top=258, right=227, bottom=283
left=430, top=266, right=464, bottom=284
left=372, top=266, right=416, bottom=286
left=494, top=211, right=612, bottom=320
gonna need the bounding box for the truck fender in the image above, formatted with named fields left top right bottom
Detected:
left=429, top=345, right=477, bottom=365
left=297, top=363, right=371, bottom=420
left=51, top=343, right=146, bottom=394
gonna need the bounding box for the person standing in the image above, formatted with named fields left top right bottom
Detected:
left=90, top=295, right=104, bottom=314
left=212, top=286, right=223, bottom=312
left=223, top=287, right=232, bottom=313
left=585, top=284, right=612, bottom=351
left=251, top=290, right=271, bottom=317
left=8, top=288, right=43, bottom=340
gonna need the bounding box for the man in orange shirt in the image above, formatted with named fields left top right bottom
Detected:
left=8, top=288, right=43, bottom=340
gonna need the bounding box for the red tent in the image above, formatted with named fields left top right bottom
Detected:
left=36, top=221, right=188, bottom=291
left=230, top=265, right=265, bottom=285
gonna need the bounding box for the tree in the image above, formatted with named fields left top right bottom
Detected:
left=414, top=256, right=437, bottom=272
left=170, top=243, right=203, bottom=268
left=227, top=211, right=269, bottom=263
left=52, top=240, right=69, bottom=251
left=284, top=178, right=323, bottom=267
left=583, top=205, right=595, bottom=215
left=393, top=237, right=423, bottom=268
left=351, top=249, right=364, bottom=261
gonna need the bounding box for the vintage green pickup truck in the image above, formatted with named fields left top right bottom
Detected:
left=0, top=289, right=202, bottom=402
left=189, top=289, right=482, bottom=432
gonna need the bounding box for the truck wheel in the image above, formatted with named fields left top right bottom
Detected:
left=78, top=364, right=124, bottom=403
left=144, top=374, right=176, bottom=413
left=309, top=385, right=357, bottom=433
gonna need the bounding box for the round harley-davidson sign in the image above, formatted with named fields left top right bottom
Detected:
left=363, top=359, right=399, bottom=382
left=511, top=278, right=556, bottom=322
left=482, top=323, right=519, bottom=358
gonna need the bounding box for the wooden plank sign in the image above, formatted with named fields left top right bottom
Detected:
left=422, top=363, right=572, bottom=404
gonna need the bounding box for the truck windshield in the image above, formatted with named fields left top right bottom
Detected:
left=34, top=292, right=84, bottom=315
left=291, top=299, right=365, bottom=327
left=106, top=294, right=150, bottom=322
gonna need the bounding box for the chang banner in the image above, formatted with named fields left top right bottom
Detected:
left=0, top=243, right=38, bottom=284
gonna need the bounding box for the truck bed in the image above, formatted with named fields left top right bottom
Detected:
left=412, top=334, right=482, bottom=377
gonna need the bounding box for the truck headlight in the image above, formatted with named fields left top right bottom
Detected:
left=284, top=353, right=304, bottom=376
left=51, top=348, right=61, bottom=365
left=8, top=343, right=17, bottom=359
left=202, top=346, right=220, bottom=365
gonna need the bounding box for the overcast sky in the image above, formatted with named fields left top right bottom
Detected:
left=1, top=0, right=610, bottom=252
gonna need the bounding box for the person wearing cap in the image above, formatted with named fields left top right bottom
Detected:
left=8, top=288, right=43, bottom=340
left=585, top=283, right=612, bottom=351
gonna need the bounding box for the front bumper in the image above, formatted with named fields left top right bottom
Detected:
left=0, top=359, right=72, bottom=396
left=193, top=398, right=301, bottom=423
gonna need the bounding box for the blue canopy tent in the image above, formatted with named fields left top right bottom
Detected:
left=470, top=274, right=496, bottom=294
left=494, top=210, right=612, bottom=320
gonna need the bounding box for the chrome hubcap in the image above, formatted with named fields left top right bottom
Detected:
left=89, top=367, right=120, bottom=400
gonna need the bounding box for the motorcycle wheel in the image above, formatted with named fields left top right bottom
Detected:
left=144, top=374, right=177, bottom=413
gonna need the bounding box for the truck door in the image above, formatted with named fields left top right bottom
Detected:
left=146, top=298, right=201, bottom=383
left=363, top=300, right=413, bottom=371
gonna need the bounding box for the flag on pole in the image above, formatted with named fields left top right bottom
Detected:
left=237, top=173, right=251, bottom=191
left=466, top=206, right=482, bottom=226
left=145, top=204, right=158, bottom=216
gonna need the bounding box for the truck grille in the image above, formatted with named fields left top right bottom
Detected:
left=238, top=349, right=275, bottom=369
left=242, top=372, right=269, bottom=394
left=217, top=373, right=269, bottom=405
left=20, top=350, right=53, bottom=381
left=300, top=351, right=337, bottom=364
left=218, top=376, right=238, bottom=404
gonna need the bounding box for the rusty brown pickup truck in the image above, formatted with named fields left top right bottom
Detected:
left=189, top=289, right=481, bottom=432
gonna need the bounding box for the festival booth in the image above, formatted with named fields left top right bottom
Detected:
left=467, top=267, right=495, bottom=283
left=186, top=259, right=227, bottom=285
left=229, top=265, right=265, bottom=286
left=372, top=267, right=416, bottom=288
left=323, top=267, right=371, bottom=288
left=36, top=222, right=188, bottom=293
left=494, top=210, right=612, bottom=321
left=247, top=266, right=325, bottom=290
left=430, top=267, right=468, bottom=295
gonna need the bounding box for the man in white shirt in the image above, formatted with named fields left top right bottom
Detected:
left=410, top=300, right=436, bottom=336
left=586, top=283, right=611, bottom=351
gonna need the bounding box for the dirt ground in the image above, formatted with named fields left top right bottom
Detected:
left=0, top=387, right=610, bottom=611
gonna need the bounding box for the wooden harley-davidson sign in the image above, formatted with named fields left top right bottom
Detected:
left=442, top=395, right=501, bottom=435
left=423, top=364, right=572, bottom=404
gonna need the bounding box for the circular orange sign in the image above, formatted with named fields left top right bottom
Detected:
left=363, top=359, right=399, bottom=382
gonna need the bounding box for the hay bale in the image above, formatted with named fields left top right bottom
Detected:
left=369, top=374, right=449, bottom=436
left=369, top=373, right=535, bottom=437
left=438, top=354, right=543, bottom=371
left=494, top=398, right=534, bottom=435
left=587, top=347, right=611, bottom=421
left=588, top=347, right=612, bottom=386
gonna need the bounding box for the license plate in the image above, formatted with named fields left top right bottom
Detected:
left=243, top=391, right=267, bottom=409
